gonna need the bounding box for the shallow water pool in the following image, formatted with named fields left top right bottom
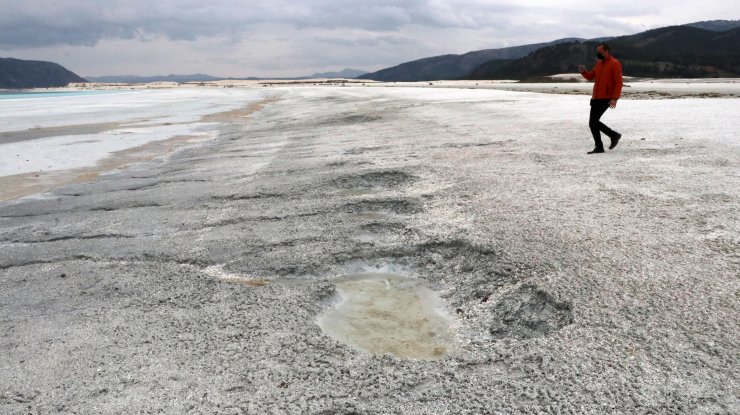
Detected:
left=318, top=272, right=455, bottom=360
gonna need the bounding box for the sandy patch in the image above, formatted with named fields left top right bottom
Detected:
left=203, top=265, right=271, bottom=287
left=0, top=122, right=122, bottom=145
left=200, top=96, right=279, bottom=123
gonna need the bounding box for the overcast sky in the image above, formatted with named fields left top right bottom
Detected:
left=1, top=0, right=737, bottom=77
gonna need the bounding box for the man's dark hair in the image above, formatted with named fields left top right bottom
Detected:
left=599, top=42, right=611, bottom=52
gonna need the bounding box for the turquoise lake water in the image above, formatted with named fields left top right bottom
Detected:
left=0, top=90, right=125, bottom=100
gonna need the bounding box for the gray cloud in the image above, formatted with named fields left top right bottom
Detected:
left=0, top=0, right=736, bottom=76
left=314, top=34, right=416, bottom=48
left=0, top=0, right=512, bottom=48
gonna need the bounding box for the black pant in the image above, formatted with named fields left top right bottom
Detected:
left=589, top=99, right=618, bottom=149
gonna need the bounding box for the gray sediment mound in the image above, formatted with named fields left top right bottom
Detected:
left=487, top=284, right=574, bottom=339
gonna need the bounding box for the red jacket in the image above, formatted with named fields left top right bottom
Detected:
left=581, top=56, right=623, bottom=100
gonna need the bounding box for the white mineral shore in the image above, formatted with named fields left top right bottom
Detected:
left=0, top=83, right=738, bottom=414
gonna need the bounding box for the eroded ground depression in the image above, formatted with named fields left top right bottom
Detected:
left=1, top=87, right=738, bottom=414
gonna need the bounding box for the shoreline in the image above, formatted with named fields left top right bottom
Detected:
left=0, top=92, right=276, bottom=201
left=0, top=134, right=208, bottom=201
left=56, top=76, right=740, bottom=98
left=2, top=81, right=738, bottom=202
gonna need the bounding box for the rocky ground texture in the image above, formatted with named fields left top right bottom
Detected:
left=1, top=87, right=738, bottom=414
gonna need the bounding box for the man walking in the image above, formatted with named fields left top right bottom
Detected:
left=578, top=43, right=623, bottom=154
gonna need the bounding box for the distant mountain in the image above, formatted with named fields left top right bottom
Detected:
left=686, top=20, right=740, bottom=32
left=358, top=38, right=582, bottom=82
left=86, top=69, right=368, bottom=83
left=467, top=25, right=740, bottom=80
left=0, top=58, right=87, bottom=89
left=85, top=74, right=222, bottom=83
left=358, top=20, right=740, bottom=82
left=309, top=68, right=367, bottom=79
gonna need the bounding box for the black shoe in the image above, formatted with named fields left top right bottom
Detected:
left=587, top=148, right=605, bottom=154
left=609, top=133, right=622, bottom=150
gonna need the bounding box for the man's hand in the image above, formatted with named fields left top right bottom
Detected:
left=609, top=99, right=618, bottom=109
left=578, top=65, right=586, bottom=72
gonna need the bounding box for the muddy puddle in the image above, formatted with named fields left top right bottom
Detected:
left=318, top=273, right=455, bottom=360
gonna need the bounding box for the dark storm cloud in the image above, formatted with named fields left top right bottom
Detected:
left=0, top=1, right=238, bottom=47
